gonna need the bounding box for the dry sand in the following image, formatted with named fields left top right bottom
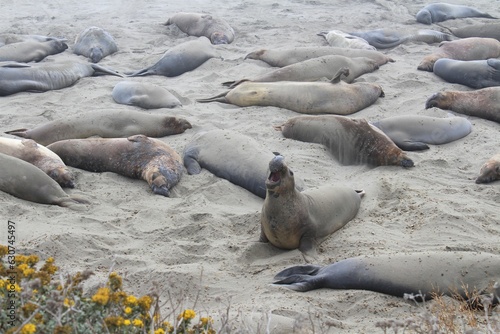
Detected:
left=1, top=0, right=499, bottom=332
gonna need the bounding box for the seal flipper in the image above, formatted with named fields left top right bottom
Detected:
left=329, top=67, right=350, bottom=83
left=273, top=264, right=322, bottom=280
left=272, top=274, right=322, bottom=292
left=196, top=91, right=231, bottom=103
left=90, top=64, right=124, bottom=77
left=397, top=140, right=430, bottom=151
left=183, top=146, right=202, bottom=175
left=5, top=128, right=29, bottom=138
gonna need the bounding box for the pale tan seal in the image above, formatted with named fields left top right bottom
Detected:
left=0, top=137, right=75, bottom=188
left=165, top=12, right=235, bottom=44
left=425, top=87, right=500, bottom=123
left=73, top=26, right=118, bottom=63
left=112, top=81, right=182, bottom=109
left=0, top=34, right=66, bottom=47
left=317, top=30, right=375, bottom=50
left=245, top=46, right=394, bottom=67
left=276, top=115, right=414, bottom=167
left=476, top=153, right=500, bottom=184
left=417, top=37, right=500, bottom=72
left=222, top=55, right=380, bottom=88
left=0, top=39, right=68, bottom=62
left=5, top=110, right=191, bottom=146
left=260, top=155, right=364, bottom=259
left=47, top=135, right=184, bottom=197
left=198, top=68, right=384, bottom=115
left=0, top=152, right=88, bottom=209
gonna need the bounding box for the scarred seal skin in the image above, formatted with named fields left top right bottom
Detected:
left=475, top=153, right=500, bottom=184
left=47, top=135, right=184, bottom=197
left=260, top=155, right=364, bottom=259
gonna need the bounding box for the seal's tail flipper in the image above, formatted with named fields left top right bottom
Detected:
left=222, top=79, right=248, bottom=88
left=272, top=274, right=319, bottom=292
left=57, top=194, right=90, bottom=211
left=126, top=68, right=151, bottom=77
left=329, top=67, right=350, bottom=84
left=183, top=146, right=202, bottom=175
left=4, top=128, right=29, bottom=138
left=196, top=91, right=230, bottom=104
left=91, top=64, right=124, bottom=77
left=273, top=264, right=322, bottom=280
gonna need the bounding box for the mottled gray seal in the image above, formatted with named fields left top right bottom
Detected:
left=273, top=251, right=500, bottom=307
left=317, top=30, right=375, bottom=50
left=112, top=81, right=182, bottom=109
left=348, top=29, right=454, bottom=49
left=6, top=110, right=191, bottom=146
left=73, top=26, right=118, bottom=63
left=47, top=135, right=183, bottom=197
left=0, top=152, right=88, bottom=209
left=371, top=115, right=472, bottom=151
left=442, top=22, right=500, bottom=41
left=0, top=39, right=68, bottom=62
left=198, top=68, right=384, bottom=115
left=0, top=33, right=66, bottom=47
left=416, top=3, right=497, bottom=25
left=417, top=37, right=500, bottom=71
left=432, top=58, right=500, bottom=89
left=165, top=12, right=235, bottom=44
left=0, top=61, right=122, bottom=96
left=127, top=37, right=218, bottom=77
left=476, top=154, right=500, bottom=184
left=425, top=87, right=500, bottom=123
left=0, top=137, right=75, bottom=188
left=276, top=115, right=414, bottom=167
left=222, top=55, right=379, bottom=88
left=245, top=46, right=394, bottom=67
left=183, top=129, right=304, bottom=199
left=260, top=155, right=364, bottom=259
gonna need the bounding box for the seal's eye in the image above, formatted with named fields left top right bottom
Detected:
left=289, top=170, right=294, bottom=176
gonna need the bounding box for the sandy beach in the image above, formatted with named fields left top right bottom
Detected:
left=1, top=0, right=499, bottom=332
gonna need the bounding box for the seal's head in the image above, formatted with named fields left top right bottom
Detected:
left=89, top=47, right=104, bottom=63
left=266, top=155, right=295, bottom=198
left=476, top=162, right=500, bottom=184
left=211, top=32, right=230, bottom=45
left=425, top=92, right=450, bottom=110
left=416, top=9, right=432, bottom=25
left=49, top=167, right=75, bottom=188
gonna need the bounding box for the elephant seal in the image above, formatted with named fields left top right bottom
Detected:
left=198, top=68, right=384, bottom=115
left=273, top=251, right=500, bottom=307
left=442, top=22, right=500, bottom=41
left=317, top=30, right=375, bottom=50
left=47, top=135, right=184, bottom=197
left=425, top=87, right=500, bottom=123
left=0, top=137, right=75, bottom=188
left=432, top=58, right=500, bottom=89
left=183, top=129, right=304, bottom=199
left=0, top=39, right=68, bottom=62
left=476, top=154, right=500, bottom=184
left=260, top=155, right=364, bottom=259
left=165, top=12, right=235, bottom=44
left=112, top=81, right=182, bottom=109
left=416, top=3, right=497, bottom=25
left=244, top=46, right=394, bottom=67
left=73, top=26, right=118, bottom=63
left=0, top=153, right=88, bottom=209
left=371, top=115, right=472, bottom=151
left=127, top=37, right=218, bottom=77
left=222, top=55, right=379, bottom=88
left=417, top=37, right=500, bottom=71
left=348, top=29, right=454, bottom=49
left=0, top=34, right=66, bottom=47
left=6, top=110, right=191, bottom=146
left=276, top=115, right=414, bottom=167
left=0, top=61, right=122, bottom=96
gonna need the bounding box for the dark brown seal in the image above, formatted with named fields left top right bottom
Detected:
left=476, top=154, right=500, bottom=184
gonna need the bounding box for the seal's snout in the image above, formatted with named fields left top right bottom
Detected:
left=425, top=93, right=440, bottom=109
left=269, top=155, right=285, bottom=173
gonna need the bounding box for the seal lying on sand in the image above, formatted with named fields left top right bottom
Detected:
left=198, top=68, right=384, bottom=115
left=47, top=135, right=183, bottom=197
left=222, top=55, right=379, bottom=88
left=0, top=152, right=88, bottom=209
left=417, top=37, right=500, bottom=72
left=0, top=39, right=68, bottom=62
left=416, top=3, right=497, bottom=25
left=476, top=154, right=500, bottom=184
left=183, top=129, right=304, bottom=199
left=317, top=30, right=375, bottom=50
left=273, top=251, right=500, bottom=308
left=0, top=33, right=66, bottom=47
left=432, top=58, right=500, bottom=89
left=371, top=115, right=472, bottom=151
left=112, top=81, right=182, bottom=109
left=442, top=22, right=500, bottom=41
left=5, top=110, right=191, bottom=146
left=260, top=155, right=364, bottom=259
left=73, top=26, right=118, bottom=63
left=127, top=37, right=218, bottom=77
left=245, top=46, right=394, bottom=67
left=276, top=115, right=414, bottom=167
left=0, top=61, right=122, bottom=96
left=348, top=29, right=454, bottom=49
left=0, top=137, right=75, bottom=188
left=425, top=87, right=500, bottom=123
left=165, top=12, right=234, bottom=44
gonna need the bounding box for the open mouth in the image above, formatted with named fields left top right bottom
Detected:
left=266, top=170, right=281, bottom=188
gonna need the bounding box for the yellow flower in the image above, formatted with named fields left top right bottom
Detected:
left=125, top=295, right=138, bottom=306
left=63, top=298, right=75, bottom=308
left=138, top=295, right=152, bottom=311
left=46, top=257, right=55, bottom=264
left=108, top=272, right=123, bottom=291
left=20, top=323, right=36, bottom=334
left=154, top=329, right=165, bottom=334
left=124, top=319, right=131, bottom=326
left=132, top=319, right=143, bottom=327
left=124, top=306, right=132, bottom=314
left=13, top=283, right=22, bottom=292
left=18, top=263, right=28, bottom=271
left=0, top=245, right=8, bottom=257
left=200, top=316, right=213, bottom=326
left=178, top=309, right=196, bottom=321
left=91, top=287, right=110, bottom=305
left=0, top=280, right=5, bottom=289
left=104, top=316, right=124, bottom=327
left=27, top=255, right=39, bottom=266
left=23, top=268, right=35, bottom=277
left=15, top=255, right=28, bottom=264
